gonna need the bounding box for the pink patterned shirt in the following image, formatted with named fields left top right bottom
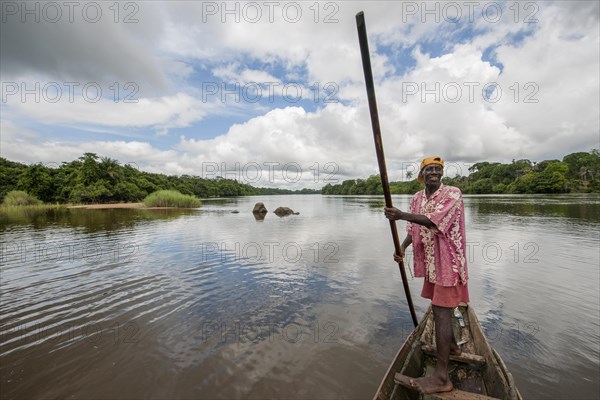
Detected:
left=406, top=184, right=468, bottom=287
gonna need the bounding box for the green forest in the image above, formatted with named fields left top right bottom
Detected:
left=0, top=153, right=317, bottom=204
left=2, top=150, right=599, bottom=204
left=321, top=150, right=600, bottom=195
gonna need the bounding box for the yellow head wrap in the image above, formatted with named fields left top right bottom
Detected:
left=417, top=156, right=444, bottom=183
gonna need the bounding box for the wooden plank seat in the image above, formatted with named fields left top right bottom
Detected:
left=420, top=345, right=486, bottom=367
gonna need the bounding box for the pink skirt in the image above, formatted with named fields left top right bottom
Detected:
left=421, top=280, right=469, bottom=308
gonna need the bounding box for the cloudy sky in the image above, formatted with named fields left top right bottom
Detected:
left=1, top=0, right=599, bottom=188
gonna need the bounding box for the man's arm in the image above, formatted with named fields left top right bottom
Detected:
left=394, top=233, right=412, bottom=262
left=384, top=207, right=436, bottom=229
left=401, top=233, right=412, bottom=250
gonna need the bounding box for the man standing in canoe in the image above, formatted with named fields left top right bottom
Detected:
left=384, top=156, right=469, bottom=394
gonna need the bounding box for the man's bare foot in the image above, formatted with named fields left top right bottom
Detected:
left=409, top=376, right=453, bottom=394
left=422, top=343, right=462, bottom=356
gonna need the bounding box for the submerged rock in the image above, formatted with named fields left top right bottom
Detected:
left=274, top=207, right=299, bottom=217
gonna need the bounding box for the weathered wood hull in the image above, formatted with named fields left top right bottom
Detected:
left=374, top=305, right=522, bottom=400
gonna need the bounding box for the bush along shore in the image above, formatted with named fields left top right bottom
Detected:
left=143, top=190, right=201, bottom=208
left=2, top=190, right=42, bottom=206
left=1, top=189, right=200, bottom=210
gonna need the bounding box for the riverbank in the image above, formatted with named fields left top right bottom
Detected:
left=68, top=202, right=185, bottom=210
left=68, top=202, right=146, bottom=209
left=2, top=202, right=195, bottom=211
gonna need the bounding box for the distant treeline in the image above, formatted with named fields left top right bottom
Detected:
left=0, top=153, right=318, bottom=204
left=321, top=150, right=600, bottom=195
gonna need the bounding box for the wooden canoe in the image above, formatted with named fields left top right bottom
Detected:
left=374, top=305, right=522, bottom=400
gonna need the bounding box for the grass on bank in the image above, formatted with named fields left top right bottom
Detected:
left=0, top=191, right=66, bottom=216
left=143, top=190, right=201, bottom=208
left=2, top=190, right=43, bottom=206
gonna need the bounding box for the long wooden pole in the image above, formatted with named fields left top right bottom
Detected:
left=355, top=11, right=418, bottom=327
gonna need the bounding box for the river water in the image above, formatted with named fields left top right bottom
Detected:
left=1, top=194, right=598, bottom=399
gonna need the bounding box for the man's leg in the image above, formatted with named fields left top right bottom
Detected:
left=411, top=305, right=456, bottom=393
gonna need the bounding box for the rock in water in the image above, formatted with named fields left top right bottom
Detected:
left=252, top=202, right=267, bottom=214
left=274, top=207, right=299, bottom=216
